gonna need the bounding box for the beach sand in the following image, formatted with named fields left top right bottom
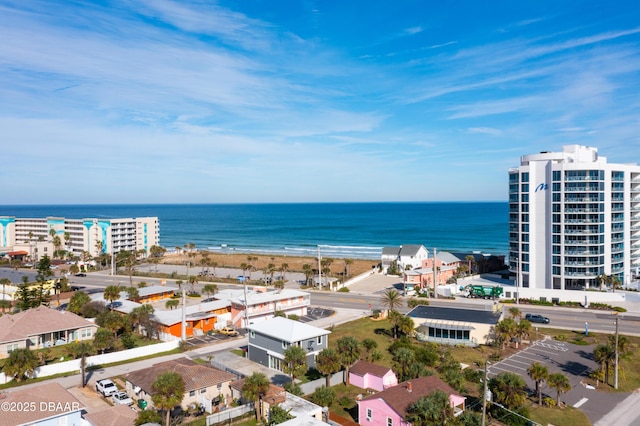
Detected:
left=161, top=252, right=379, bottom=277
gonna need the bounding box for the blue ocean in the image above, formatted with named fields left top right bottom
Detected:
left=0, top=203, right=508, bottom=259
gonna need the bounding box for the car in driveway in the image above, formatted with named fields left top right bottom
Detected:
left=219, top=327, right=239, bottom=337
left=111, top=391, right=134, bottom=406
left=525, top=313, right=550, bottom=324
left=96, top=379, right=118, bottom=397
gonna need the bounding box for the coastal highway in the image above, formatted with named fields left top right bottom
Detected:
left=51, top=271, right=640, bottom=337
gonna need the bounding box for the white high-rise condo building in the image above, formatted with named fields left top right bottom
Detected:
left=0, top=216, right=159, bottom=261
left=509, top=145, right=640, bottom=293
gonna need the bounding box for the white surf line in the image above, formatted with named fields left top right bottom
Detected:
left=573, top=398, right=589, bottom=408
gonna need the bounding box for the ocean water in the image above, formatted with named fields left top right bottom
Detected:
left=0, top=202, right=508, bottom=259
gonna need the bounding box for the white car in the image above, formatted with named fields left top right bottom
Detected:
left=111, top=391, right=134, bottom=406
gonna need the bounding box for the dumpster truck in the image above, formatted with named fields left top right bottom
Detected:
left=465, top=284, right=503, bottom=299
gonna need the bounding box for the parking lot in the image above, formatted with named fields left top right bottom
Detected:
left=488, top=337, right=625, bottom=424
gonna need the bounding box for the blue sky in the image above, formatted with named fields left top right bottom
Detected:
left=1, top=1, right=640, bottom=204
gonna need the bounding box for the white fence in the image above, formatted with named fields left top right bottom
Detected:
left=206, top=403, right=254, bottom=426
left=1, top=340, right=180, bottom=384
left=298, top=371, right=344, bottom=395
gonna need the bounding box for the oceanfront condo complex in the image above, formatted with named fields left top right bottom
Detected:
left=0, top=216, right=159, bottom=261
left=509, top=145, right=640, bottom=292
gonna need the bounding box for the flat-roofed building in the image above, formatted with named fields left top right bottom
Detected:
left=0, top=215, right=159, bottom=259
left=407, top=305, right=502, bottom=347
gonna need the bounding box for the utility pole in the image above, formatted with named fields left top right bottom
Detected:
left=614, top=314, right=620, bottom=389
left=317, top=245, right=322, bottom=290
left=482, top=361, right=489, bottom=426
left=432, top=248, right=438, bottom=299
left=181, top=286, right=186, bottom=341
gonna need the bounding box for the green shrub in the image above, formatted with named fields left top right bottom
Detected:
left=463, top=368, right=482, bottom=383
left=543, top=397, right=556, bottom=407
left=337, top=287, right=350, bottom=292
left=407, top=298, right=430, bottom=308
left=555, top=334, right=566, bottom=341
left=612, top=306, right=627, bottom=312
left=288, top=314, right=300, bottom=321
left=372, top=309, right=381, bottom=319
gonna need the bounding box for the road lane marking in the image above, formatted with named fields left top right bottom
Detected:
left=574, top=398, right=588, bottom=408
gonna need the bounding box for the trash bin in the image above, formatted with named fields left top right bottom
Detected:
left=137, top=399, right=148, bottom=410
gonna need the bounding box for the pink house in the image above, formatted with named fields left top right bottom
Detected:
left=357, top=376, right=465, bottom=426
left=349, top=360, right=398, bottom=392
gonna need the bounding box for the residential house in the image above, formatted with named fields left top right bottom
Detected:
left=230, top=379, right=286, bottom=420
left=218, top=287, right=310, bottom=329
left=247, top=317, right=330, bottom=371
left=230, top=382, right=324, bottom=424
left=357, top=376, right=465, bottom=426
left=91, top=290, right=232, bottom=340
left=0, top=382, right=83, bottom=425
left=407, top=305, right=502, bottom=347
left=132, top=285, right=175, bottom=303
left=83, top=404, right=137, bottom=426
left=0, top=306, right=98, bottom=358
left=349, top=360, right=398, bottom=391
left=124, top=357, right=236, bottom=413
left=402, top=251, right=460, bottom=295
left=381, top=245, right=429, bottom=273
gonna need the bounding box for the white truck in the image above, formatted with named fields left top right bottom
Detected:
left=95, top=379, right=118, bottom=397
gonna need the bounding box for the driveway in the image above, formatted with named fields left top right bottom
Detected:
left=488, top=338, right=629, bottom=424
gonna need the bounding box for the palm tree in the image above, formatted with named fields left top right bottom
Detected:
left=515, top=320, right=531, bottom=348
left=548, top=372, right=571, bottom=406
left=3, top=348, right=39, bottom=382
left=489, top=371, right=527, bottom=409
left=397, top=315, right=415, bottom=337
left=202, top=284, right=218, bottom=299
left=69, top=341, right=94, bottom=387
left=362, top=338, right=378, bottom=362
left=344, top=258, right=353, bottom=277
left=465, top=255, right=475, bottom=275
left=188, top=275, right=198, bottom=294
left=597, top=274, right=610, bottom=291
left=152, top=371, right=185, bottom=426
left=509, top=307, right=522, bottom=321
left=283, top=345, right=308, bottom=383
left=0, top=278, right=10, bottom=314
left=242, top=372, right=270, bottom=421
left=165, top=299, right=180, bottom=310
left=103, top=285, right=121, bottom=310
left=175, top=279, right=183, bottom=293
left=381, top=288, right=403, bottom=313
left=392, top=347, right=415, bottom=382
left=495, top=318, right=517, bottom=349
left=527, top=362, right=549, bottom=405
left=280, top=263, right=289, bottom=281
left=315, top=348, right=341, bottom=388
left=594, top=343, right=615, bottom=385
left=302, top=264, right=313, bottom=285
left=337, top=336, right=360, bottom=384
left=405, top=390, right=454, bottom=426
left=210, top=261, right=218, bottom=277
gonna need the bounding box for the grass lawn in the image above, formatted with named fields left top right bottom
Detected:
left=327, top=317, right=396, bottom=367
left=528, top=403, right=591, bottom=426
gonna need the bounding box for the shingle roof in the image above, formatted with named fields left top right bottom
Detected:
left=431, top=251, right=460, bottom=264
left=398, top=245, right=425, bottom=256
left=125, top=357, right=235, bottom=394
left=0, top=382, right=83, bottom=425
left=360, top=376, right=460, bottom=417
left=0, top=306, right=98, bottom=344
left=381, top=247, right=400, bottom=256
left=247, top=317, right=330, bottom=342
left=349, top=360, right=393, bottom=378
left=83, top=404, right=137, bottom=426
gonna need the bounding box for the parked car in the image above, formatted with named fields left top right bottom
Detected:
left=219, top=327, right=239, bottom=337
left=95, top=379, right=118, bottom=397
left=75, top=273, right=87, bottom=277
left=525, top=313, right=550, bottom=324
left=111, top=391, right=134, bottom=406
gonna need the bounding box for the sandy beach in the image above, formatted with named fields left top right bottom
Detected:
left=161, top=252, right=379, bottom=277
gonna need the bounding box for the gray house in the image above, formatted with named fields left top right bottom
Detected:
left=247, top=317, right=330, bottom=372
